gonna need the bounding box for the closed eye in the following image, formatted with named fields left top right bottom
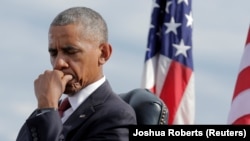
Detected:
left=62, top=46, right=80, bottom=55
left=48, top=48, right=57, bottom=57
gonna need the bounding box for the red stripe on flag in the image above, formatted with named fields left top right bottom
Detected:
left=233, top=114, right=250, bottom=124
left=232, top=66, right=250, bottom=100
left=160, top=60, right=193, bottom=124
left=227, top=25, right=250, bottom=124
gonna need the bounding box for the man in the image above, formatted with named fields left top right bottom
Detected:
left=16, top=6, right=137, bottom=141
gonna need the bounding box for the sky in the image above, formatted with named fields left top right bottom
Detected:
left=0, top=0, right=249, bottom=140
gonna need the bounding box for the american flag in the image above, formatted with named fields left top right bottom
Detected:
left=141, top=0, right=195, bottom=124
left=227, top=26, right=250, bottom=124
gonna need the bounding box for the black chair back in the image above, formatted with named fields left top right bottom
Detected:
left=119, top=88, right=168, bottom=125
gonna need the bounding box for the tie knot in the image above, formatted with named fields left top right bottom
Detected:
left=58, top=97, right=71, bottom=117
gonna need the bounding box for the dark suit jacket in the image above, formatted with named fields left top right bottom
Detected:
left=16, top=80, right=137, bottom=141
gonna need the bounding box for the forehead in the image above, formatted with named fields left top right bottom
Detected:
left=48, top=24, right=83, bottom=45
left=49, top=24, right=83, bottom=37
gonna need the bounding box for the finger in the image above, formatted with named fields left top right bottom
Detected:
left=62, top=74, right=73, bottom=83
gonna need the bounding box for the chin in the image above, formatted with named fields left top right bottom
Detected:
left=64, top=83, right=82, bottom=95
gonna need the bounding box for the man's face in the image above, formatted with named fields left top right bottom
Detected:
left=48, top=24, right=103, bottom=95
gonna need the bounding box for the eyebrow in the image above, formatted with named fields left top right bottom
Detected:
left=48, top=46, right=77, bottom=51
left=62, top=46, right=77, bottom=51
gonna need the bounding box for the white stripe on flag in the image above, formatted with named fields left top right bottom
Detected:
left=173, top=73, right=195, bottom=124
left=228, top=89, right=250, bottom=124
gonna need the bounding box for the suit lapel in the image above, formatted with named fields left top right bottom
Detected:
left=63, top=80, right=113, bottom=132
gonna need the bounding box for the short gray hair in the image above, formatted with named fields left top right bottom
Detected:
left=50, top=7, right=108, bottom=43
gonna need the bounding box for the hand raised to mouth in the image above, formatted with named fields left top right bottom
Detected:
left=34, top=70, right=73, bottom=109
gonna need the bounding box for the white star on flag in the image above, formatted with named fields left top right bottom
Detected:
left=178, top=0, right=188, bottom=5
left=173, top=39, right=191, bottom=57
left=165, top=17, right=181, bottom=35
left=185, top=12, right=193, bottom=27
left=165, top=1, right=172, bottom=13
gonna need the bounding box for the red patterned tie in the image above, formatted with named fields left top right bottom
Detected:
left=58, top=97, right=71, bottom=117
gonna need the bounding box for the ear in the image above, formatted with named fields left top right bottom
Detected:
left=98, top=43, right=112, bottom=65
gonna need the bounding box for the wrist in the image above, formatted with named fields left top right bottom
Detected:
left=36, top=108, right=57, bottom=116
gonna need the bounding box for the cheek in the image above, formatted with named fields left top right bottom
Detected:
left=78, top=65, right=95, bottom=81
left=71, top=63, right=85, bottom=79
left=71, top=57, right=95, bottom=80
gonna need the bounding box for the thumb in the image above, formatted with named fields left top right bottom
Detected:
left=62, top=74, right=73, bottom=84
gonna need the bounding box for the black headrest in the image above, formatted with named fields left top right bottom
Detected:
left=119, top=88, right=168, bottom=125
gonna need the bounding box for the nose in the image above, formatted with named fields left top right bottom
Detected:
left=52, top=55, right=69, bottom=70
